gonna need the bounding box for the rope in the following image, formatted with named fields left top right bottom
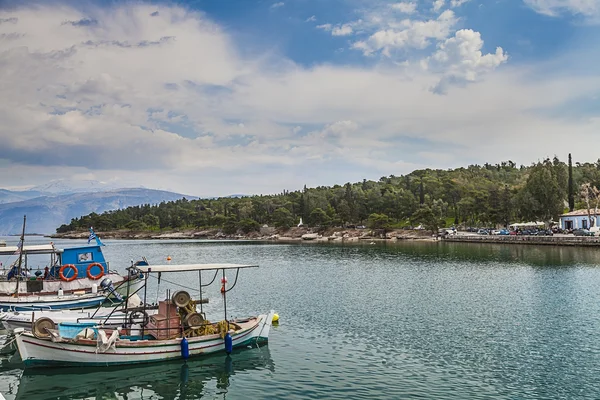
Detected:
left=1, top=332, right=20, bottom=349
left=148, top=274, right=201, bottom=292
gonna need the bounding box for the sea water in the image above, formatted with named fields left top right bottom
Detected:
left=1, top=237, right=600, bottom=399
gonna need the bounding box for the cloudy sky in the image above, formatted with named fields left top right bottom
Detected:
left=0, top=0, right=598, bottom=196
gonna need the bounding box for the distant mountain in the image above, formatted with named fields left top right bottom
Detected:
left=29, top=179, right=132, bottom=194
left=0, top=189, right=44, bottom=204
left=0, top=188, right=196, bottom=235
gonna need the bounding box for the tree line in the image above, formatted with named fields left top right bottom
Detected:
left=56, top=155, right=600, bottom=234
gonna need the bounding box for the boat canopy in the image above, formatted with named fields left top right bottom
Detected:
left=137, top=263, right=258, bottom=273
left=0, top=244, right=62, bottom=256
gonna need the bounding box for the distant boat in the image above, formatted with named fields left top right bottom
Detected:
left=301, top=233, right=319, bottom=240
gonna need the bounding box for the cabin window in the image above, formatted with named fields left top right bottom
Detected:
left=78, top=252, right=93, bottom=262
left=583, top=220, right=588, bottom=229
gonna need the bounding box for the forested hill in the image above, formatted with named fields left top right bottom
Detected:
left=57, top=157, right=600, bottom=234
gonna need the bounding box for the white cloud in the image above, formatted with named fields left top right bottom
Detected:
left=450, top=0, right=470, bottom=7
left=432, top=0, right=446, bottom=12
left=270, top=2, right=285, bottom=9
left=305, top=15, right=317, bottom=22
left=391, top=2, right=418, bottom=14
left=318, top=23, right=354, bottom=36
left=332, top=24, right=354, bottom=36
left=352, top=10, right=457, bottom=56
left=523, top=0, right=599, bottom=19
left=423, top=29, right=508, bottom=93
left=0, top=3, right=599, bottom=195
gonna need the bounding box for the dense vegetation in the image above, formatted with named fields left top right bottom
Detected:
left=57, top=156, right=600, bottom=234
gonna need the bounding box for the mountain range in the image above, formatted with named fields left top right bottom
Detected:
left=0, top=181, right=196, bottom=235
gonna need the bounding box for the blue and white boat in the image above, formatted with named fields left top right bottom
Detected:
left=0, top=238, right=144, bottom=312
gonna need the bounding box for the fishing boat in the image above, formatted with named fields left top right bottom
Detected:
left=14, top=263, right=275, bottom=368
left=0, top=217, right=144, bottom=311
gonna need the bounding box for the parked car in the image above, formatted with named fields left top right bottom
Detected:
left=498, top=229, right=510, bottom=235
left=573, top=229, right=594, bottom=236
left=477, top=229, right=489, bottom=235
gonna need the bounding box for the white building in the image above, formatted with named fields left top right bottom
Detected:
left=559, top=209, right=596, bottom=230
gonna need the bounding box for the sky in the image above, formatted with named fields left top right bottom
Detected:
left=0, top=0, right=599, bottom=197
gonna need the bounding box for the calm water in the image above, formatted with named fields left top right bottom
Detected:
left=2, top=237, right=600, bottom=399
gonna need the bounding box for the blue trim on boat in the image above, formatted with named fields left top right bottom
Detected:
left=0, top=297, right=106, bottom=312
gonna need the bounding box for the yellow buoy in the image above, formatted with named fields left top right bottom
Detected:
left=272, top=313, right=279, bottom=323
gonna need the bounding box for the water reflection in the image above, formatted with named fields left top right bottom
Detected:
left=343, top=240, right=600, bottom=267
left=11, top=346, right=274, bottom=400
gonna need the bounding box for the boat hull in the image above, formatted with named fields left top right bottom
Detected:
left=0, top=274, right=144, bottom=312
left=0, top=294, right=107, bottom=312
left=16, top=310, right=274, bottom=368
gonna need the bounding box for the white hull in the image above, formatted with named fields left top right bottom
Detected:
left=16, top=310, right=274, bottom=368
left=0, top=273, right=141, bottom=295
left=0, top=293, right=108, bottom=312
left=0, top=274, right=144, bottom=312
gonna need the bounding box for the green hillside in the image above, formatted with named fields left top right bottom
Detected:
left=57, top=156, right=600, bottom=234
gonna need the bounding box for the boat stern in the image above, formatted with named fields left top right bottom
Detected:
left=255, top=310, right=275, bottom=344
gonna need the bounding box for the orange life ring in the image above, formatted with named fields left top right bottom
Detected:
left=86, top=263, right=104, bottom=280
left=59, top=264, right=78, bottom=282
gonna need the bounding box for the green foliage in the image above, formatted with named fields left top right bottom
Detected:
left=272, top=207, right=295, bottom=229
left=57, top=157, right=600, bottom=234
left=367, top=213, right=391, bottom=230
left=238, top=218, right=260, bottom=234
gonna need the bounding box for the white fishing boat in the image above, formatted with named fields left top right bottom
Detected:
left=14, top=263, right=275, bottom=368
left=0, top=217, right=144, bottom=311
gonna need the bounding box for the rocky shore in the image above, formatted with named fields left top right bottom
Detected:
left=51, top=227, right=435, bottom=242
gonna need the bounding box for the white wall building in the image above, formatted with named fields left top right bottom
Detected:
left=559, top=209, right=596, bottom=230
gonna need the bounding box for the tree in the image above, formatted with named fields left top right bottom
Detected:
left=568, top=153, right=574, bottom=212
left=309, top=208, right=330, bottom=227
left=239, top=218, right=260, bottom=234
left=272, top=207, right=295, bottom=229
left=367, top=213, right=391, bottom=231
left=411, top=205, right=442, bottom=235
left=518, top=159, right=566, bottom=222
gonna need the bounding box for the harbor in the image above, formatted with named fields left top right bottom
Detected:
left=2, top=237, right=600, bottom=399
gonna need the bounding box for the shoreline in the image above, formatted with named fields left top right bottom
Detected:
left=48, top=229, right=600, bottom=247
left=50, top=227, right=435, bottom=243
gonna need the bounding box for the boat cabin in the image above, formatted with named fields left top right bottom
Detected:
left=0, top=243, right=108, bottom=281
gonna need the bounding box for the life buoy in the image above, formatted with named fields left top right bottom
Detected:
left=86, top=263, right=104, bottom=280
left=59, top=264, right=78, bottom=282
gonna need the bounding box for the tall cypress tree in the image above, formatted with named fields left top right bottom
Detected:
left=568, top=153, right=574, bottom=212
left=419, top=177, right=425, bottom=205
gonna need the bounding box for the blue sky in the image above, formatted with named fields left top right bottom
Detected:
left=0, top=0, right=599, bottom=196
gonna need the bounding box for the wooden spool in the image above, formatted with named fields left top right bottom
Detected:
left=172, top=290, right=191, bottom=308
left=32, top=317, right=56, bottom=339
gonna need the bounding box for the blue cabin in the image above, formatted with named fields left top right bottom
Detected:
left=49, top=245, right=108, bottom=280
